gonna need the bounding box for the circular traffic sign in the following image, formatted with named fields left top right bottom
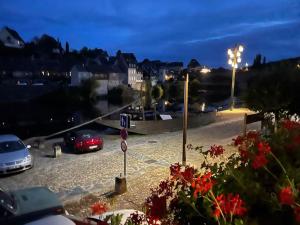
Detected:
left=120, top=128, right=128, bottom=140
left=121, top=140, right=127, bottom=152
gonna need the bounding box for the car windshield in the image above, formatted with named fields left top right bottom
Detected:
left=0, top=140, right=25, bottom=153
left=0, top=189, right=16, bottom=213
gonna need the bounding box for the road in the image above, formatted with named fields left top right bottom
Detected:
left=0, top=109, right=260, bottom=204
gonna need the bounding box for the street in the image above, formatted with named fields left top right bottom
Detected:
left=0, top=110, right=260, bottom=205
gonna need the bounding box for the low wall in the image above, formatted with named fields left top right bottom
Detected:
left=97, top=111, right=217, bottom=134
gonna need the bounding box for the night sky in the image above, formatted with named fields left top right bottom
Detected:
left=0, top=0, right=299, bottom=67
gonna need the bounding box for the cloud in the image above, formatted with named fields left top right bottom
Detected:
left=0, top=0, right=299, bottom=66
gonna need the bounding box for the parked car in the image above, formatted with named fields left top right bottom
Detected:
left=0, top=187, right=65, bottom=225
left=25, top=215, right=75, bottom=225
left=64, top=130, right=104, bottom=153
left=88, top=209, right=148, bottom=225
left=0, top=134, right=33, bottom=175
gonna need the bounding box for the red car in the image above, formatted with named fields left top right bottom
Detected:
left=64, top=130, right=103, bottom=153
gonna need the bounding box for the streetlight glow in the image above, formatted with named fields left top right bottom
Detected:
left=239, top=45, right=244, bottom=52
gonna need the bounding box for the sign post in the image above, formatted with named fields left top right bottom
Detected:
left=115, top=114, right=130, bottom=194
left=121, top=139, right=127, bottom=176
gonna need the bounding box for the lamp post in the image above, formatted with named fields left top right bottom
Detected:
left=182, top=73, right=189, bottom=166
left=228, top=45, right=244, bottom=110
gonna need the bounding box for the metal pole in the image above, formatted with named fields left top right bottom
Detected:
left=124, top=151, right=126, bottom=177
left=182, top=73, right=189, bottom=166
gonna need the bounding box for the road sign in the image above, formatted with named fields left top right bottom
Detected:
left=120, top=114, right=130, bottom=129
left=121, top=140, right=127, bottom=152
left=120, top=128, right=128, bottom=140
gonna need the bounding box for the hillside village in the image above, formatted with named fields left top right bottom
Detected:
left=0, top=26, right=196, bottom=96
left=1, top=26, right=300, bottom=102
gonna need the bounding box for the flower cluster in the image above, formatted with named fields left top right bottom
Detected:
left=170, top=163, right=195, bottom=185
left=279, top=186, right=294, bottom=205
left=90, top=202, right=108, bottom=215
left=208, top=145, right=225, bottom=158
left=281, top=120, right=300, bottom=130
left=191, top=172, right=214, bottom=198
left=139, top=120, right=300, bottom=225
left=233, top=131, right=272, bottom=169
left=213, top=194, right=247, bottom=219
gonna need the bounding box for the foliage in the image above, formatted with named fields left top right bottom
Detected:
left=130, top=119, right=300, bottom=225
left=244, top=63, right=300, bottom=125
left=189, top=79, right=202, bottom=101
left=107, top=86, right=123, bottom=103
left=35, top=78, right=99, bottom=106
left=188, top=59, right=201, bottom=69
left=151, top=85, right=163, bottom=101
left=143, top=80, right=152, bottom=109
left=165, top=82, right=184, bottom=102
left=80, top=78, right=100, bottom=103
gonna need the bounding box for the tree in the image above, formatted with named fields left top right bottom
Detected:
left=189, top=79, right=201, bottom=100
left=252, top=54, right=262, bottom=68
left=244, top=63, right=299, bottom=131
left=65, top=42, right=69, bottom=54
left=151, top=85, right=163, bottom=101
left=188, top=59, right=201, bottom=69
left=79, top=78, right=100, bottom=103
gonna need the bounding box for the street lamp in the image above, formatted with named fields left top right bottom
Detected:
left=227, top=44, right=244, bottom=110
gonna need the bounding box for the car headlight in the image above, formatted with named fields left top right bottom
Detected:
left=24, top=155, right=32, bottom=162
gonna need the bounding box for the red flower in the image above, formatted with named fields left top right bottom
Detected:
left=170, top=163, right=195, bottom=185
left=252, top=153, right=268, bottom=169
left=213, top=194, right=247, bottom=219
left=170, top=163, right=181, bottom=178
left=146, top=194, right=167, bottom=220
left=209, top=145, right=225, bottom=158
left=246, top=131, right=260, bottom=142
left=294, top=206, right=300, bottom=222
left=191, top=172, right=214, bottom=197
left=293, top=135, right=300, bottom=145
left=279, top=186, right=294, bottom=205
left=257, top=141, right=271, bottom=154
left=90, top=202, right=108, bottom=215
left=282, top=120, right=300, bottom=130
left=233, top=136, right=245, bottom=146
left=181, top=166, right=195, bottom=183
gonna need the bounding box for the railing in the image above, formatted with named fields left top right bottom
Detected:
left=42, top=99, right=139, bottom=140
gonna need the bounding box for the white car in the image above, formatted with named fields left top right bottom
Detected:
left=88, top=209, right=148, bottom=225
left=25, top=215, right=75, bottom=225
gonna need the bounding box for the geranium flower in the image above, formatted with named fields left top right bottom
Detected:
left=257, top=141, right=271, bottom=154
left=90, top=202, right=108, bottom=215
left=170, top=163, right=195, bottom=185
left=279, top=186, right=294, bottom=205
left=213, top=193, right=247, bottom=219
left=252, top=153, right=268, bottom=169
left=191, top=172, right=214, bottom=197
left=209, top=145, right=225, bottom=158
left=294, top=206, right=300, bottom=222
left=282, top=120, right=300, bottom=130
left=233, top=136, right=245, bottom=146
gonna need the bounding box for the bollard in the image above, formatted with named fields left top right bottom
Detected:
left=115, top=175, right=127, bottom=194
left=53, top=144, right=62, bottom=158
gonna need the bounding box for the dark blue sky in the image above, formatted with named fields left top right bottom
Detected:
left=0, top=0, right=299, bottom=67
